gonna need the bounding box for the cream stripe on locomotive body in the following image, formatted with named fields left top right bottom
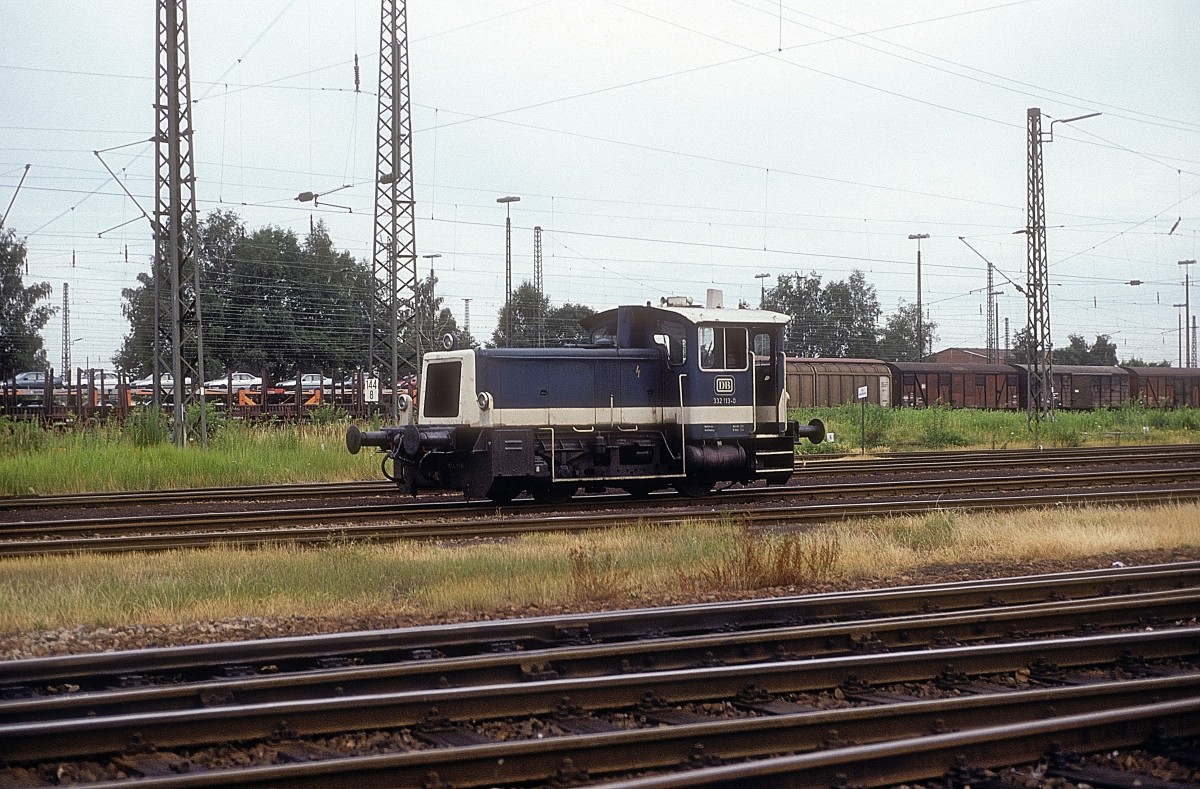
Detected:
left=347, top=295, right=825, bottom=502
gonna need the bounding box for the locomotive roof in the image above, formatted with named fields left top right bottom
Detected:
left=584, top=304, right=790, bottom=328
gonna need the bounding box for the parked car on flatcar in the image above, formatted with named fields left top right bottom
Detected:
left=130, top=372, right=191, bottom=390
left=275, top=374, right=333, bottom=391
left=6, top=370, right=61, bottom=389
left=203, top=371, right=262, bottom=392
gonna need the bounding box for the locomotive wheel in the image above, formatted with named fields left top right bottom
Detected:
left=674, top=479, right=713, bottom=498
left=531, top=482, right=578, bottom=505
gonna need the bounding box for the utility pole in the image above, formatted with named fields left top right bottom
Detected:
left=462, top=298, right=471, bottom=337
left=421, top=253, right=440, bottom=358
left=1024, top=107, right=1100, bottom=428
left=60, top=283, right=70, bottom=376
left=1025, top=107, right=1052, bottom=428
left=155, top=0, right=207, bottom=446
left=986, top=259, right=996, bottom=363
left=534, top=225, right=544, bottom=347
left=994, top=303, right=1000, bottom=361
left=1181, top=260, right=1196, bottom=367
left=1175, top=304, right=1186, bottom=367
left=497, top=196, right=520, bottom=346
left=908, top=234, right=929, bottom=360
left=370, top=0, right=417, bottom=422
left=755, top=272, right=771, bottom=309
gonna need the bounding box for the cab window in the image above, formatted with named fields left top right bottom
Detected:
left=652, top=318, right=687, bottom=365
left=698, top=326, right=748, bottom=371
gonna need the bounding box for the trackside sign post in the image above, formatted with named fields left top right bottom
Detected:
left=858, top=385, right=868, bottom=455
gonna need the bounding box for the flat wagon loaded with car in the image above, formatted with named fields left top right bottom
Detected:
left=346, top=295, right=826, bottom=502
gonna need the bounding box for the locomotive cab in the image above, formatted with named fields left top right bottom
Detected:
left=348, top=297, right=823, bottom=502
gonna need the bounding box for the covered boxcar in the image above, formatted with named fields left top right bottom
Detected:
left=1126, top=367, right=1200, bottom=407
left=1012, top=364, right=1130, bottom=410
left=886, top=362, right=1020, bottom=409
left=786, top=359, right=892, bottom=408
left=1053, top=365, right=1130, bottom=409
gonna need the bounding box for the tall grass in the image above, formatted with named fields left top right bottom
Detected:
left=2, top=404, right=1198, bottom=495
left=799, top=404, right=1200, bottom=453
left=2, top=503, right=1195, bottom=634
left=0, top=415, right=380, bottom=495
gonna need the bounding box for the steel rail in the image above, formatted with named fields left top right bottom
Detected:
left=5, top=562, right=1195, bottom=689
left=4, top=465, right=1198, bottom=540
left=590, top=697, right=1200, bottom=789
left=2, top=628, right=1197, bottom=762
left=5, top=589, right=1197, bottom=724
left=4, top=474, right=1200, bottom=557
left=26, top=676, right=1200, bottom=789
left=3, top=444, right=1199, bottom=511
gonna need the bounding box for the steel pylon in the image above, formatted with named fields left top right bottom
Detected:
left=369, top=0, right=418, bottom=422
left=154, top=0, right=207, bottom=446
left=1025, top=107, right=1053, bottom=429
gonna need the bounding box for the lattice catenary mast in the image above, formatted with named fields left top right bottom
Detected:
left=61, top=283, right=70, bottom=376
left=369, top=0, right=418, bottom=422
left=1025, top=108, right=1052, bottom=428
left=155, top=0, right=207, bottom=445
left=533, top=225, right=543, bottom=347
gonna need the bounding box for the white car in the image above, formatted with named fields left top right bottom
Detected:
left=276, top=374, right=333, bottom=390
left=130, top=373, right=191, bottom=390
left=204, top=371, right=262, bottom=392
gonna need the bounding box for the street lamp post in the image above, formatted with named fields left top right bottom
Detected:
left=908, top=234, right=929, bottom=360
left=754, top=273, right=770, bottom=308
left=421, top=253, right=441, bottom=360
left=1174, top=303, right=1187, bottom=367
left=496, top=196, right=520, bottom=346
left=1181, top=260, right=1196, bottom=367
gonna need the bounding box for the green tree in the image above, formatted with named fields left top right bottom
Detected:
left=876, top=300, right=937, bottom=362
left=490, top=282, right=594, bottom=347
left=0, top=229, right=56, bottom=379
left=1052, top=333, right=1117, bottom=365
left=546, top=302, right=595, bottom=346
left=414, top=273, right=475, bottom=358
left=1121, top=356, right=1171, bottom=367
left=763, top=270, right=880, bottom=357
left=118, top=212, right=376, bottom=381
left=1009, top=325, right=1033, bottom=365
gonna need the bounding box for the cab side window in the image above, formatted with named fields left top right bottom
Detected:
left=653, top=318, right=687, bottom=365
left=699, top=326, right=748, bottom=371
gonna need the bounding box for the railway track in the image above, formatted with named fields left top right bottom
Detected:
left=3, top=463, right=1200, bottom=556
left=1, top=565, right=1197, bottom=787
left=4, top=443, right=1199, bottom=512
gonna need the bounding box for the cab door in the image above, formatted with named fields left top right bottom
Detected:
left=682, top=324, right=754, bottom=439
left=751, top=327, right=784, bottom=432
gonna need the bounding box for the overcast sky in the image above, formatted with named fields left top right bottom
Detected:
left=2, top=0, right=1198, bottom=371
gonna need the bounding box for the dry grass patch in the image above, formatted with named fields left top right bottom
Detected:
left=0, top=503, right=1197, bottom=633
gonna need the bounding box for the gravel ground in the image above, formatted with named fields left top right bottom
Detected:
left=3, top=547, right=1198, bottom=661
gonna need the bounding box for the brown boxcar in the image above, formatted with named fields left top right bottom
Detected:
left=1054, top=365, right=1130, bottom=409
left=1125, top=367, right=1200, bottom=407
left=786, top=359, right=893, bottom=407
left=886, top=362, right=1020, bottom=409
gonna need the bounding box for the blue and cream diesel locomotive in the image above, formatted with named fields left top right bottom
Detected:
left=346, top=295, right=825, bottom=502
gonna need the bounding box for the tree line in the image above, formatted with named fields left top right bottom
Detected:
left=0, top=214, right=1176, bottom=381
